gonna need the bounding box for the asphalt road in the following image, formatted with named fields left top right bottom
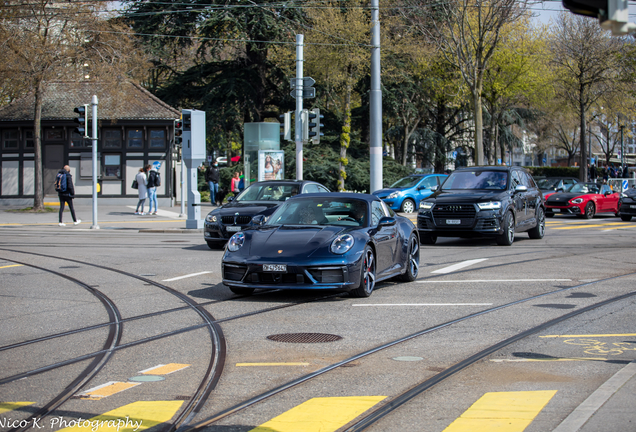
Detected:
left=1, top=208, right=635, bottom=432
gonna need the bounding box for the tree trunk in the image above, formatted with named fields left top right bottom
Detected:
left=434, top=100, right=447, bottom=173
left=338, top=78, right=352, bottom=192
left=579, top=95, right=587, bottom=182
left=33, top=79, right=44, bottom=211
left=474, top=91, right=485, bottom=166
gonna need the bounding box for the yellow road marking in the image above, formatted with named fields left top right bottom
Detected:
left=58, top=400, right=184, bottom=432
left=552, top=222, right=631, bottom=230
left=442, top=390, right=557, bottom=432
left=249, top=396, right=386, bottom=432
left=0, top=402, right=34, bottom=414
left=78, top=382, right=140, bottom=400
left=541, top=333, right=636, bottom=338
left=0, top=264, right=23, bottom=269
left=236, top=362, right=310, bottom=367
left=140, top=363, right=190, bottom=375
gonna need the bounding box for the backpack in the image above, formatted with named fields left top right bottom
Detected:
left=154, top=172, right=161, bottom=187
left=54, top=172, right=67, bottom=193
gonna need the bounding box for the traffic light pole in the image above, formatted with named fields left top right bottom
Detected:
left=369, top=0, right=382, bottom=193
left=295, top=34, right=304, bottom=181
left=90, top=95, right=99, bottom=230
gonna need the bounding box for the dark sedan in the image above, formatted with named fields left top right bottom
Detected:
left=619, top=187, right=636, bottom=221
left=417, top=166, right=545, bottom=246
left=221, top=193, right=420, bottom=297
left=204, top=180, right=329, bottom=249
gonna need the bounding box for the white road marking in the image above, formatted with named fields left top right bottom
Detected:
left=353, top=303, right=493, bottom=307
left=417, top=279, right=571, bottom=283
left=162, top=271, right=213, bottom=282
left=431, top=258, right=488, bottom=274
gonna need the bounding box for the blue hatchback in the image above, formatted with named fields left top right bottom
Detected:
left=373, top=174, right=448, bottom=213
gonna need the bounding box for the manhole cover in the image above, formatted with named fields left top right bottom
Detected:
left=533, top=304, right=576, bottom=309
left=266, top=333, right=342, bottom=344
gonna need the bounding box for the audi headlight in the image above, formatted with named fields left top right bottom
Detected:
left=420, top=201, right=434, bottom=210
left=477, top=201, right=502, bottom=210
left=571, top=198, right=584, bottom=204
left=387, top=191, right=400, bottom=199
left=206, top=214, right=217, bottom=223
left=227, top=232, right=245, bottom=252
left=331, top=234, right=354, bottom=254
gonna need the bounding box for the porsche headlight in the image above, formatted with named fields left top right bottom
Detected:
left=477, top=201, right=502, bottom=210
left=206, top=214, right=218, bottom=223
left=331, top=234, right=354, bottom=254
left=420, top=201, right=434, bottom=210
left=387, top=191, right=400, bottom=199
left=571, top=198, right=584, bottom=204
left=227, top=232, right=245, bottom=252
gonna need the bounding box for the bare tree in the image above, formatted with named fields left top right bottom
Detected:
left=400, top=0, right=528, bottom=166
left=549, top=13, right=623, bottom=181
left=0, top=1, right=147, bottom=210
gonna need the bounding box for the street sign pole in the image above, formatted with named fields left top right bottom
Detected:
left=90, top=95, right=99, bottom=230
left=295, top=34, right=304, bottom=181
left=369, top=0, right=382, bottom=193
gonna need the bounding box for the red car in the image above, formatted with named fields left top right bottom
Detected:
left=545, top=182, right=621, bottom=219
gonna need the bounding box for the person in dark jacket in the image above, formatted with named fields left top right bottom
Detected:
left=57, top=165, right=81, bottom=227
left=205, top=162, right=220, bottom=205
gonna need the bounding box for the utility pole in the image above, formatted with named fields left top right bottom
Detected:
left=295, top=34, right=304, bottom=180
left=369, top=0, right=382, bottom=193
left=90, top=95, right=99, bottom=229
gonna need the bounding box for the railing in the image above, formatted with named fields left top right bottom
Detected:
left=606, top=178, right=636, bottom=192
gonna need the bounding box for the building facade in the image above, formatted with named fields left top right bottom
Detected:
left=0, top=82, right=180, bottom=206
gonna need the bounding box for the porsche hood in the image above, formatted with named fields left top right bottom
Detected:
left=247, top=225, right=350, bottom=258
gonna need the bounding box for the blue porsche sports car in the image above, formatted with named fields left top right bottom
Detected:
left=221, top=193, right=420, bottom=297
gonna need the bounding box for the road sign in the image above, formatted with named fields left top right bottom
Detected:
left=290, top=87, right=316, bottom=99
left=623, top=180, right=629, bottom=192
left=290, top=77, right=316, bottom=89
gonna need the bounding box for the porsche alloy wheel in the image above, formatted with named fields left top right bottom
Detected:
left=351, top=246, right=376, bottom=297
left=583, top=202, right=595, bottom=219
left=400, top=234, right=420, bottom=282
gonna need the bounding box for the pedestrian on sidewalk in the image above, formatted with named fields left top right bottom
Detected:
left=147, top=162, right=160, bottom=215
left=205, top=161, right=220, bottom=205
left=56, top=165, right=81, bottom=227
left=134, top=165, right=149, bottom=215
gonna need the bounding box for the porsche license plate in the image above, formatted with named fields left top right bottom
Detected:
left=446, top=219, right=461, bottom=225
left=263, top=264, right=287, bottom=272
left=226, top=226, right=242, bottom=232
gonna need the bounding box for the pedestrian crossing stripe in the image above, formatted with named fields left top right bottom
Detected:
left=0, top=402, right=34, bottom=414
left=0, top=264, right=23, bottom=269
left=441, top=390, right=557, bottom=432
left=77, top=382, right=141, bottom=400
left=57, top=400, right=184, bottom=432
left=249, top=396, right=386, bottom=432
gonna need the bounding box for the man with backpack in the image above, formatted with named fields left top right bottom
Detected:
left=55, top=165, right=81, bottom=227
left=205, top=161, right=220, bottom=206
left=147, top=161, right=161, bottom=215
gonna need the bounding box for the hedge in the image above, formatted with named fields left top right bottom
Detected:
left=524, top=166, right=580, bottom=178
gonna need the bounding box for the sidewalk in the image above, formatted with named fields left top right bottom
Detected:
left=0, top=203, right=207, bottom=233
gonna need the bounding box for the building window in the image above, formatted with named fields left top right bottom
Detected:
left=71, top=131, right=91, bottom=148
left=3, top=130, right=19, bottom=149
left=103, top=154, right=121, bottom=178
left=149, top=129, right=166, bottom=149
left=127, top=129, right=143, bottom=148
left=103, top=129, right=122, bottom=149
left=45, top=129, right=64, bottom=141
left=24, top=130, right=34, bottom=149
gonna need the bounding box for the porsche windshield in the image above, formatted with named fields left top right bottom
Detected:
left=268, top=198, right=369, bottom=227
left=442, top=171, right=508, bottom=190
left=235, top=183, right=299, bottom=202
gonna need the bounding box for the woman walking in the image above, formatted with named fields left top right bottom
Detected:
left=134, top=165, right=149, bottom=215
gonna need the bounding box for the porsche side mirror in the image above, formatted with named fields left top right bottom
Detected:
left=252, top=215, right=267, bottom=226
left=377, top=216, right=397, bottom=228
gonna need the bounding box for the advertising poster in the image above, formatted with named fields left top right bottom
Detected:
left=258, top=150, right=284, bottom=181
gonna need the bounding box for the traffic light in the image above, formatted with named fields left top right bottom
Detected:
left=174, top=118, right=183, bottom=145
left=73, top=105, right=88, bottom=137
left=280, top=111, right=291, bottom=141
left=182, top=112, right=191, bottom=131
left=308, top=108, right=324, bottom=144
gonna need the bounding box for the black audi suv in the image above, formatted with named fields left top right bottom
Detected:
left=417, top=166, right=546, bottom=246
